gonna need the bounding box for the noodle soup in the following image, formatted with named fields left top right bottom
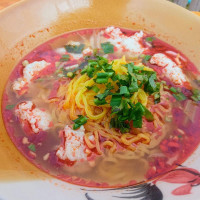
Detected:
left=2, top=27, right=200, bottom=187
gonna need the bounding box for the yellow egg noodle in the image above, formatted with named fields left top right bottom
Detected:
left=47, top=56, right=172, bottom=156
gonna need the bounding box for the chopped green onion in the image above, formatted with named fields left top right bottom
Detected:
left=110, top=95, right=122, bottom=107
left=120, top=86, right=130, bottom=96
left=192, top=88, right=200, bottom=95
left=86, top=85, right=100, bottom=93
left=169, top=87, right=177, bottom=93
left=143, top=106, right=154, bottom=121
left=92, top=85, right=100, bottom=93
left=191, top=89, right=200, bottom=102
left=73, top=115, right=88, bottom=130
left=133, top=65, right=144, bottom=71
left=6, top=104, right=15, bottom=110
left=145, top=37, right=155, bottom=42
left=143, top=55, right=152, bottom=61
left=101, top=42, right=114, bottom=54
left=173, top=93, right=187, bottom=101
left=65, top=44, right=85, bottom=54
left=95, top=73, right=109, bottom=84
left=154, top=92, right=160, bottom=104
left=110, top=117, right=130, bottom=133
left=95, top=89, right=111, bottom=100
left=154, top=92, right=160, bottom=99
left=60, top=54, right=70, bottom=62
left=85, top=85, right=93, bottom=90
left=94, top=98, right=107, bottom=106
left=106, top=82, right=114, bottom=90
left=191, top=96, right=199, bottom=102
left=28, top=144, right=36, bottom=152
left=129, top=81, right=138, bottom=93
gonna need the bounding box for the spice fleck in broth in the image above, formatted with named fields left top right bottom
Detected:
left=2, top=27, right=200, bottom=187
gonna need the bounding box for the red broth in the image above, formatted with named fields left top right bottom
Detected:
left=2, top=27, right=200, bottom=187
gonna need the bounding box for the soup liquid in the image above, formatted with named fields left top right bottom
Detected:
left=2, top=27, right=200, bottom=187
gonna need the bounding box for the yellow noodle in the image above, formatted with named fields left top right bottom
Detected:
left=85, top=133, right=96, bottom=149
left=94, top=131, right=102, bottom=154
left=53, top=56, right=173, bottom=158
left=103, top=141, right=117, bottom=154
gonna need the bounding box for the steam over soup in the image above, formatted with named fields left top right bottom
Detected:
left=2, top=27, right=200, bottom=187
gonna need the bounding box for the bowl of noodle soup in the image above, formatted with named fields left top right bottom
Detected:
left=0, top=0, right=200, bottom=199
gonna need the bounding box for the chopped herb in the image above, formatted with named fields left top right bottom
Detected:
left=60, top=54, right=70, bottom=62
left=191, top=96, right=198, bottom=102
left=111, top=74, right=119, bottom=81
left=84, top=66, right=96, bottom=78
left=144, top=73, right=160, bottom=94
left=95, top=89, right=111, bottom=100
left=92, top=85, right=100, bottom=93
left=110, top=117, right=130, bottom=133
left=106, top=70, right=115, bottom=78
left=86, top=85, right=93, bottom=90
left=94, top=98, right=107, bottom=106
left=86, top=85, right=100, bottom=93
left=145, top=37, right=155, bottom=42
left=28, top=144, right=36, bottom=152
left=101, top=42, right=114, bottom=54
left=191, top=89, right=200, bottom=102
left=110, top=95, right=122, bottom=107
left=120, top=86, right=130, bottom=97
left=143, top=55, right=152, bottom=61
left=106, top=82, right=114, bottom=90
left=129, top=81, right=138, bottom=93
left=65, top=43, right=85, bottom=54
left=143, top=106, right=154, bottom=121
left=154, top=92, right=160, bottom=104
left=173, top=93, right=187, bottom=101
left=73, top=115, right=88, bottom=130
left=178, top=135, right=182, bottom=138
left=169, top=87, right=177, bottom=93
left=129, top=102, right=145, bottom=128
left=95, top=73, right=109, bottom=84
left=6, top=104, right=15, bottom=110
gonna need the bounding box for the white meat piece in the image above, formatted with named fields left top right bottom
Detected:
left=102, top=26, right=147, bottom=54
left=55, top=47, right=66, bottom=55
left=70, top=53, right=83, bottom=60
left=150, top=53, right=187, bottom=85
left=82, top=47, right=93, bottom=56
left=88, top=135, right=95, bottom=142
left=15, top=101, right=52, bottom=134
left=12, top=78, right=27, bottom=91
left=56, top=125, right=87, bottom=162
left=13, top=60, right=50, bottom=93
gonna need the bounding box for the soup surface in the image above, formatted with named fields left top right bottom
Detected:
left=2, top=27, right=200, bottom=187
